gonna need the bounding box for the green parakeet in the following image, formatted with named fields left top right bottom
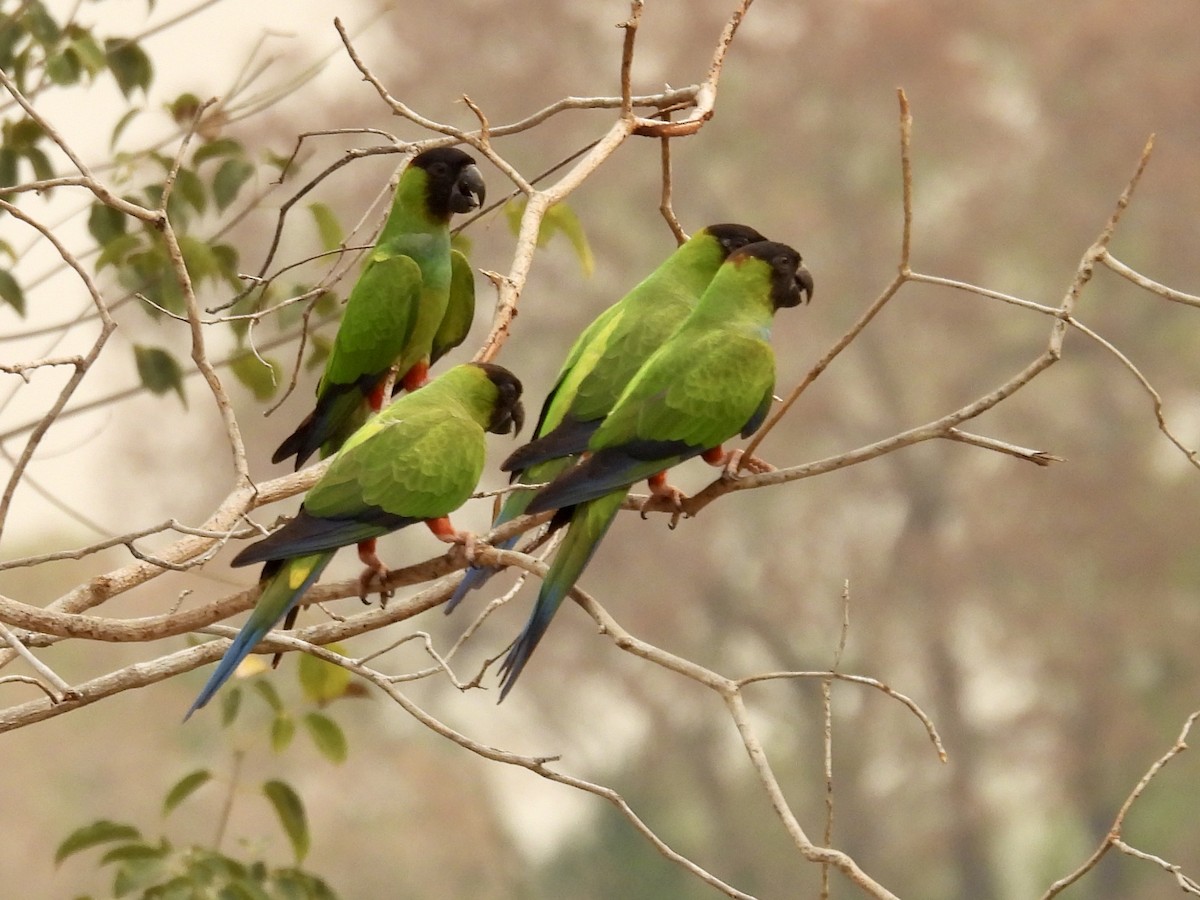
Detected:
left=446, top=224, right=768, bottom=613
left=273, top=146, right=486, bottom=470
left=496, top=240, right=813, bottom=698
left=186, top=362, right=523, bottom=718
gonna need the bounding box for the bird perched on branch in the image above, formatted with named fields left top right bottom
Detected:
left=273, top=146, right=486, bottom=470
left=445, top=223, right=768, bottom=614
left=186, top=362, right=523, bottom=719
left=496, top=240, right=813, bottom=699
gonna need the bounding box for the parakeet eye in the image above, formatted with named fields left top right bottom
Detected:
left=429, top=161, right=449, bottom=178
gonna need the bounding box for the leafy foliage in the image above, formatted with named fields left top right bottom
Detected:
left=133, top=344, right=186, bottom=406
left=505, top=197, right=594, bottom=275
left=56, top=657, right=361, bottom=897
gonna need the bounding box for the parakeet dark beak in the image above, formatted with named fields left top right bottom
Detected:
left=773, top=259, right=813, bottom=309
left=452, top=164, right=486, bottom=214
left=795, top=265, right=814, bottom=305
left=490, top=398, right=525, bottom=437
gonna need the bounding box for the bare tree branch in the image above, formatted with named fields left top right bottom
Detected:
left=1042, top=710, right=1200, bottom=898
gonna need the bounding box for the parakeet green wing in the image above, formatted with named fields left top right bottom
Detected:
left=430, top=248, right=476, bottom=366
left=187, top=363, right=523, bottom=719
left=497, top=240, right=812, bottom=697
left=449, top=225, right=768, bottom=613
left=273, top=147, right=486, bottom=470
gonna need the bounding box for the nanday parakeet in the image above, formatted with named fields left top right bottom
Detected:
left=273, top=146, right=486, bottom=470
left=445, top=224, right=768, bottom=613
left=186, top=362, right=524, bottom=719
left=496, top=240, right=813, bottom=698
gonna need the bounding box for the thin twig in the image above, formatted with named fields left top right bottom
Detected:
left=1042, top=710, right=1200, bottom=898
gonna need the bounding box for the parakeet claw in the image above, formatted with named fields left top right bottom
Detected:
left=720, top=449, right=776, bottom=479
left=428, top=517, right=480, bottom=564
left=640, top=474, right=687, bottom=526
left=456, top=531, right=480, bottom=564
left=357, top=538, right=392, bottom=605
left=357, top=566, right=394, bottom=605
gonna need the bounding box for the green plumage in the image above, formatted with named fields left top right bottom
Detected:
left=187, top=363, right=523, bottom=718
left=273, top=147, right=485, bottom=469
left=503, top=224, right=769, bottom=474
left=497, top=241, right=813, bottom=697
left=447, top=225, right=768, bottom=613
left=431, top=249, right=477, bottom=366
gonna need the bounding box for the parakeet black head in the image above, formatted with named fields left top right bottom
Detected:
left=731, top=241, right=813, bottom=309
left=411, top=146, right=486, bottom=220
left=472, top=362, right=525, bottom=436
left=704, top=223, right=769, bottom=259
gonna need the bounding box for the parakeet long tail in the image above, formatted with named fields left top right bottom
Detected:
left=497, top=490, right=624, bottom=700
left=184, top=551, right=333, bottom=719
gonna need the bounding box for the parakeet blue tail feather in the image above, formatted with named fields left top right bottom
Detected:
left=444, top=533, right=520, bottom=613
left=184, top=554, right=332, bottom=720
left=497, top=492, right=623, bottom=700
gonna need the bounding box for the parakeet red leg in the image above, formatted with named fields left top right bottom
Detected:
left=425, top=516, right=479, bottom=562
left=704, top=446, right=776, bottom=477
left=400, top=359, right=431, bottom=393
left=357, top=538, right=392, bottom=604
left=639, top=470, right=686, bottom=525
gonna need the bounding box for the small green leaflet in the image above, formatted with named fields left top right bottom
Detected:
left=133, top=344, right=186, bottom=406
left=262, top=780, right=310, bottom=863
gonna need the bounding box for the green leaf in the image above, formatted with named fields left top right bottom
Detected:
left=189, top=848, right=249, bottom=883
left=162, top=769, right=212, bottom=815
left=173, top=167, right=207, bottom=214
left=0, top=16, right=23, bottom=71
left=95, top=232, right=142, bottom=270
left=297, top=646, right=352, bottom=704
left=99, top=842, right=168, bottom=866
left=271, top=869, right=338, bottom=900
left=220, top=684, right=242, bottom=726
left=0, top=147, right=18, bottom=190
left=7, top=116, right=44, bottom=151
left=271, top=714, right=295, bottom=753
left=0, top=269, right=26, bottom=316
left=67, top=30, right=108, bottom=76
left=230, top=352, right=280, bottom=401
left=142, top=874, right=196, bottom=900
left=167, top=92, right=203, bottom=127
left=133, top=344, right=186, bottom=406
left=211, top=242, right=241, bottom=289
left=304, top=334, right=332, bottom=372
left=503, top=199, right=594, bottom=275
left=105, top=39, right=153, bottom=98
left=177, top=234, right=219, bottom=283
left=262, top=780, right=309, bottom=863
left=110, top=107, right=141, bottom=151
left=545, top=202, right=594, bottom=275
left=213, top=158, right=254, bottom=212
left=22, top=2, right=61, bottom=47
left=218, top=881, right=272, bottom=900
left=45, top=48, right=81, bottom=85
left=306, top=203, right=342, bottom=252
left=303, top=713, right=347, bottom=764
left=112, top=853, right=166, bottom=897
left=25, top=146, right=53, bottom=184
left=55, top=820, right=141, bottom=866
left=262, top=149, right=293, bottom=176
left=193, top=137, right=243, bottom=167
left=88, top=202, right=127, bottom=246
left=254, top=678, right=283, bottom=713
